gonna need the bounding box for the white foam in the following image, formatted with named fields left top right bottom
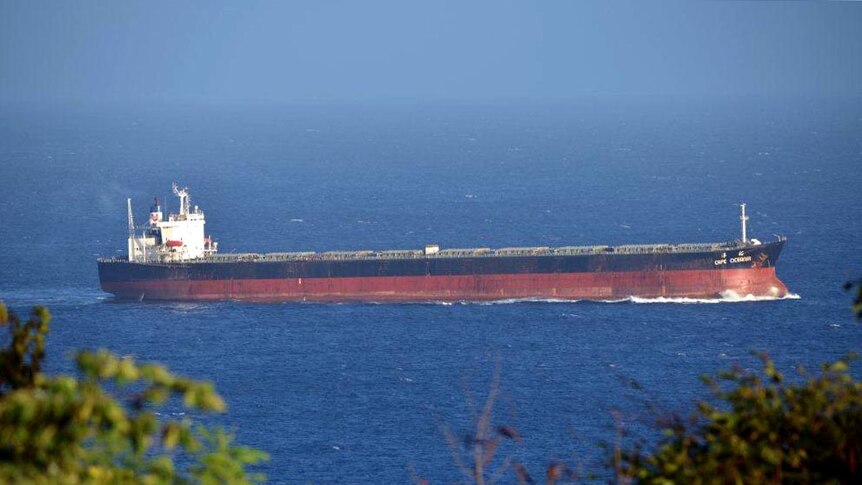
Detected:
left=356, top=292, right=800, bottom=306
left=165, top=302, right=209, bottom=313
left=0, top=288, right=108, bottom=306
left=421, top=292, right=800, bottom=306
left=470, top=297, right=577, bottom=305
left=407, top=297, right=579, bottom=306
left=629, top=291, right=801, bottom=305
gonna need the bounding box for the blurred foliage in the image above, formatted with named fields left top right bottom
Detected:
left=423, top=355, right=862, bottom=484
left=618, top=353, right=862, bottom=484
left=425, top=359, right=580, bottom=485
left=0, top=302, right=267, bottom=484
left=436, top=361, right=530, bottom=485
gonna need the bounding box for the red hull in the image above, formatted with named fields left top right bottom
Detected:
left=101, top=268, right=789, bottom=302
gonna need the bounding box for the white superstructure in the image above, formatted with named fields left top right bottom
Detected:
left=126, top=183, right=218, bottom=262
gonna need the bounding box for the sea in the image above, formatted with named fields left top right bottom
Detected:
left=1, top=96, right=860, bottom=483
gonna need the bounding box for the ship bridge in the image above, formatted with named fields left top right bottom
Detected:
left=126, top=183, right=218, bottom=263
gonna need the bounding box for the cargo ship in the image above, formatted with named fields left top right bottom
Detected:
left=97, top=184, right=790, bottom=302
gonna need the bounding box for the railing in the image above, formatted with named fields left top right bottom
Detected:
left=98, top=239, right=751, bottom=265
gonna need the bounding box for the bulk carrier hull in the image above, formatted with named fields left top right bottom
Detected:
left=98, top=240, right=788, bottom=302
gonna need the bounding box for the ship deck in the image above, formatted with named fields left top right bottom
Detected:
left=98, top=240, right=760, bottom=265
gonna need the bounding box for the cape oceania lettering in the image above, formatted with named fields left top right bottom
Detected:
left=714, top=251, right=752, bottom=266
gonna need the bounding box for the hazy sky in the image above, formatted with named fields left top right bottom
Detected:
left=1, top=1, right=860, bottom=105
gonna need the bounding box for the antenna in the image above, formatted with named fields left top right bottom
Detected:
left=740, top=203, right=749, bottom=244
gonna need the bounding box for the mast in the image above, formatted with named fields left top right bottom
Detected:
left=127, top=198, right=136, bottom=262
left=127, top=198, right=135, bottom=237
left=740, top=203, right=748, bottom=244
left=173, top=182, right=190, bottom=217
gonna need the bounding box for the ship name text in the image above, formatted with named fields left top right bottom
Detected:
left=714, top=251, right=752, bottom=266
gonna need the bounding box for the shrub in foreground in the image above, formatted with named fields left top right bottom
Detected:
left=619, top=354, right=862, bottom=484
left=0, top=303, right=267, bottom=483
left=429, top=353, right=862, bottom=485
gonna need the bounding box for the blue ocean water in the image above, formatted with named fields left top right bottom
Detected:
left=1, top=97, right=861, bottom=483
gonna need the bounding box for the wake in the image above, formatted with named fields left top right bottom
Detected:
left=423, top=291, right=801, bottom=306
left=0, top=287, right=109, bottom=306
left=628, top=290, right=801, bottom=304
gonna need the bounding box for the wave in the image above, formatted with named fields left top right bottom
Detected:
left=628, top=291, right=801, bottom=305
left=416, top=291, right=801, bottom=306
left=409, top=297, right=580, bottom=306
left=0, top=287, right=108, bottom=307
left=469, top=297, right=578, bottom=305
